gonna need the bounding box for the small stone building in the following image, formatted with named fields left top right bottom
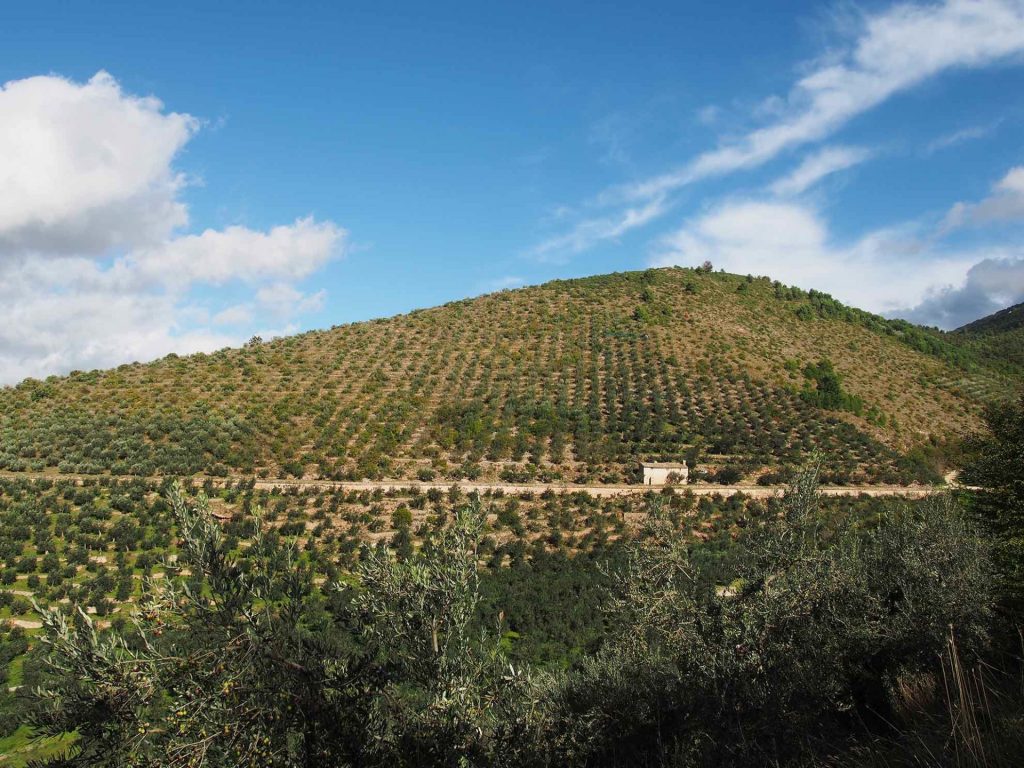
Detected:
left=641, top=461, right=689, bottom=486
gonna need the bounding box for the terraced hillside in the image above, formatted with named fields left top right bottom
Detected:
left=0, top=268, right=1008, bottom=485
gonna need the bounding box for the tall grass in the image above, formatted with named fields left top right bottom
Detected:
left=832, top=627, right=1024, bottom=767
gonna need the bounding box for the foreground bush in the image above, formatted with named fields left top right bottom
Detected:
left=29, top=489, right=534, bottom=767
left=533, top=470, right=993, bottom=766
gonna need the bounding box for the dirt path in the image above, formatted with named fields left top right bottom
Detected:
left=4, top=618, right=42, bottom=630
left=0, top=471, right=944, bottom=499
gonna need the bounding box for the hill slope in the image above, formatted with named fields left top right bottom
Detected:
left=951, top=301, right=1024, bottom=376
left=0, top=268, right=1007, bottom=485
left=956, top=301, right=1024, bottom=335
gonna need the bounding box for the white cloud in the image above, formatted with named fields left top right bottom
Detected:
left=652, top=199, right=979, bottom=322
left=1001, top=167, right=1024, bottom=192
left=131, top=217, right=344, bottom=288
left=924, top=121, right=999, bottom=154
left=627, top=0, right=1024, bottom=202
left=942, top=165, right=1024, bottom=231
left=0, top=72, right=347, bottom=384
left=0, top=257, right=237, bottom=382
left=255, top=282, right=327, bottom=318
left=770, top=145, right=872, bottom=196
left=537, top=0, right=1024, bottom=256
left=0, top=71, right=196, bottom=255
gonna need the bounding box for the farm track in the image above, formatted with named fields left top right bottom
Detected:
left=0, top=471, right=945, bottom=499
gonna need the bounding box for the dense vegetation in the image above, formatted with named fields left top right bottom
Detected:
left=0, top=268, right=1009, bottom=485
left=951, top=302, right=1024, bottom=377
left=0, top=470, right=876, bottom=755
left=0, top=270, right=1021, bottom=765
left=962, top=395, right=1024, bottom=616
left=17, top=463, right=1022, bottom=767
left=0, top=404, right=1017, bottom=768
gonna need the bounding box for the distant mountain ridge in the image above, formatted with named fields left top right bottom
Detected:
left=0, top=268, right=1013, bottom=486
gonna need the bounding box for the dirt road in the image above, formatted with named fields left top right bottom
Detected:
left=0, top=471, right=945, bottom=499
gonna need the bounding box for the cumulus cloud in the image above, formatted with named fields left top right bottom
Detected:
left=0, top=72, right=346, bottom=384
left=131, top=217, right=344, bottom=288
left=535, top=0, right=1024, bottom=256
left=941, top=165, right=1024, bottom=231
left=770, top=146, right=872, bottom=196
left=0, top=71, right=195, bottom=255
left=898, top=256, right=1024, bottom=328
left=0, top=257, right=237, bottom=382
left=651, top=199, right=980, bottom=322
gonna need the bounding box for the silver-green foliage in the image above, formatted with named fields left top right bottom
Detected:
left=28, top=487, right=535, bottom=768
left=534, top=466, right=992, bottom=766
left=351, top=503, right=536, bottom=766
left=26, top=470, right=993, bottom=767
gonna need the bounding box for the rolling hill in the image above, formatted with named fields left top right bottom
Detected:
left=0, top=267, right=1013, bottom=485
left=951, top=301, right=1024, bottom=376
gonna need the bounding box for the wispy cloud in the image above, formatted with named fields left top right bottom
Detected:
left=924, top=121, right=1000, bottom=154
left=770, top=145, right=873, bottom=196
left=695, top=105, right=721, bottom=126
left=589, top=112, right=638, bottom=167
left=533, top=0, right=1024, bottom=258
left=485, top=275, right=527, bottom=291
left=529, top=195, right=669, bottom=261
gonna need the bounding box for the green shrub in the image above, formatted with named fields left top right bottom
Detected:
left=533, top=469, right=992, bottom=766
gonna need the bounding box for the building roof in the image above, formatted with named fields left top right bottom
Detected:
left=640, top=461, right=688, bottom=468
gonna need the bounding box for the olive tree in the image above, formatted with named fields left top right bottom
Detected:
left=534, top=465, right=992, bottom=766
left=28, top=487, right=534, bottom=768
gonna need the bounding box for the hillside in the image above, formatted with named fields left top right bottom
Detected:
left=0, top=268, right=1009, bottom=485
left=956, top=301, right=1024, bottom=335
left=951, top=301, right=1024, bottom=376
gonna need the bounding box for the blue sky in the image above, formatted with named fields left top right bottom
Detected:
left=1, top=0, right=1023, bottom=382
